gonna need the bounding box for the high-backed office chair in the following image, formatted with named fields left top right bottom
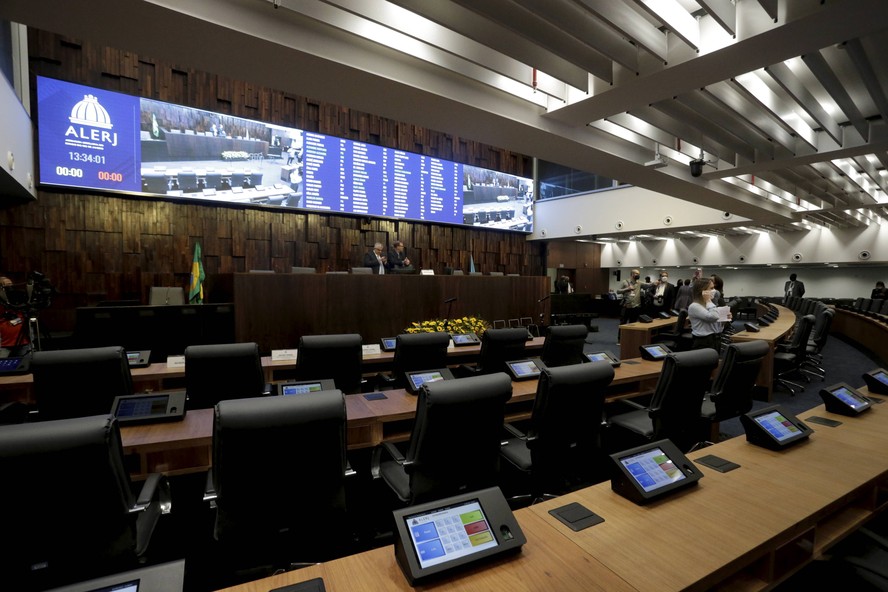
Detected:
left=148, top=286, right=185, bottom=305
left=0, top=415, right=171, bottom=590
left=457, top=328, right=528, bottom=377
left=204, top=391, right=351, bottom=570
left=607, top=349, right=720, bottom=453
left=31, top=346, right=134, bottom=421
left=294, top=333, right=364, bottom=394
left=798, top=307, right=834, bottom=378
left=378, top=332, right=451, bottom=389
left=500, top=362, right=615, bottom=503
left=773, top=314, right=816, bottom=395
left=184, top=342, right=270, bottom=409
left=651, top=309, right=692, bottom=352
left=698, top=340, right=769, bottom=444
left=540, top=324, right=588, bottom=368
left=372, top=373, right=512, bottom=504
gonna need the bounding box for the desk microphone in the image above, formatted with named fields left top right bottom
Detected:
left=444, top=297, right=457, bottom=304
left=537, top=295, right=550, bottom=302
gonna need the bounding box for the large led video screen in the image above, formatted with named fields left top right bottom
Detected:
left=36, top=76, right=533, bottom=232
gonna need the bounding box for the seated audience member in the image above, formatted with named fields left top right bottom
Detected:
left=871, top=281, right=888, bottom=300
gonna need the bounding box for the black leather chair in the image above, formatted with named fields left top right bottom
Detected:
left=800, top=307, right=835, bottom=378
left=373, top=373, right=512, bottom=504
left=540, top=324, right=588, bottom=368
left=500, top=361, right=615, bottom=503
left=652, top=309, right=692, bottom=352
left=607, top=349, right=720, bottom=453
left=294, top=333, right=364, bottom=394
left=184, top=342, right=270, bottom=409
left=698, top=340, right=770, bottom=444
left=378, top=332, right=451, bottom=389
left=773, top=314, right=817, bottom=395
left=457, top=327, right=527, bottom=377
left=203, top=391, right=351, bottom=570
left=31, top=345, right=133, bottom=421
left=0, top=415, right=170, bottom=590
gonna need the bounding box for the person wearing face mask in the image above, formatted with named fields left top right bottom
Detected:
left=688, top=278, right=730, bottom=352
left=617, top=269, right=653, bottom=344
left=651, top=271, right=676, bottom=316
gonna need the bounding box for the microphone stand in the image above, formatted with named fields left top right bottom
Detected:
left=444, top=297, right=457, bottom=333
left=537, top=294, right=550, bottom=333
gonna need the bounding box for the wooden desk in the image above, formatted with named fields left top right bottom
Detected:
left=0, top=338, right=547, bottom=404
left=120, top=358, right=664, bottom=479
left=832, top=308, right=888, bottom=363
left=219, top=387, right=888, bottom=592
left=731, top=304, right=797, bottom=401
left=618, top=316, right=676, bottom=360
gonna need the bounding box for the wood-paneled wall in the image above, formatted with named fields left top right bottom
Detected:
left=0, top=30, right=543, bottom=334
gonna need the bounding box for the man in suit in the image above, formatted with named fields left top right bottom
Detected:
left=386, top=240, right=413, bottom=272
left=363, top=242, right=387, bottom=274
left=784, top=273, right=805, bottom=301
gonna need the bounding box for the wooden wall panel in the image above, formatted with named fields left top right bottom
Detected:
left=0, top=30, right=543, bottom=334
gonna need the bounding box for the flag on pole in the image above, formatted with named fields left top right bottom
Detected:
left=189, top=242, right=206, bottom=304
left=469, top=254, right=476, bottom=274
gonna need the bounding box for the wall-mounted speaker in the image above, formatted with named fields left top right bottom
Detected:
left=574, top=225, right=583, bottom=234
left=663, top=216, right=673, bottom=226
left=539, top=229, right=547, bottom=238
left=738, top=255, right=747, bottom=263
left=616, top=260, right=623, bottom=266
left=615, top=220, right=625, bottom=230
left=614, top=270, right=621, bottom=282
left=651, top=258, right=658, bottom=265
left=792, top=253, right=803, bottom=262
left=859, top=250, right=872, bottom=260
left=722, top=212, right=733, bottom=220
left=692, top=257, right=699, bottom=264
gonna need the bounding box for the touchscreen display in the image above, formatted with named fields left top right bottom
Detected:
left=87, top=580, right=139, bottom=592
left=282, top=382, right=324, bottom=395
left=452, top=334, right=477, bottom=345
left=642, top=345, right=669, bottom=359
left=0, top=358, right=22, bottom=371
left=382, top=338, right=397, bottom=350
left=618, top=447, right=686, bottom=493
left=586, top=352, right=613, bottom=364
left=126, top=352, right=140, bottom=362
left=405, top=498, right=498, bottom=569
left=115, top=395, right=168, bottom=418
left=754, top=410, right=803, bottom=442
left=873, top=370, right=888, bottom=386
left=831, top=386, right=867, bottom=409
left=409, top=371, right=446, bottom=390
left=507, top=360, right=540, bottom=377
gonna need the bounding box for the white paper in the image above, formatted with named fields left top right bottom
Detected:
left=716, top=306, right=731, bottom=322
left=166, top=355, right=186, bottom=368
left=362, top=344, right=381, bottom=355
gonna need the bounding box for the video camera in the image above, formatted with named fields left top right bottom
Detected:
left=0, top=271, right=56, bottom=313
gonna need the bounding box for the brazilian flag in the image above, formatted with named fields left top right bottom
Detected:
left=189, top=242, right=206, bottom=304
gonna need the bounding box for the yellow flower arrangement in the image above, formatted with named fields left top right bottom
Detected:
left=404, top=316, right=490, bottom=335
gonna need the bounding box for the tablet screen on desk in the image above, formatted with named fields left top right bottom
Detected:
left=115, top=395, right=169, bottom=419
left=408, top=371, right=447, bottom=391
left=86, top=581, right=138, bottom=592
left=830, top=385, right=869, bottom=409
left=404, top=498, right=498, bottom=570
left=752, top=410, right=804, bottom=442
left=585, top=351, right=620, bottom=367
left=280, top=379, right=335, bottom=396
left=505, top=359, right=541, bottom=380
left=451, top=333, right=480, bottom=346
left=617, top=446, right=686, bottom=493
left=872, top=370, right=888, bottom=387
left=639, top=344, right=671, bottom=360
left=380, top=337, right=397, bottom=351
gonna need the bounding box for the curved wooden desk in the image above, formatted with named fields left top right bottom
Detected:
left=832, top=308, right=888, bottom=363
left=731, top=304, right=797, bottom=400
left=219, top=386, right=888, bottom=592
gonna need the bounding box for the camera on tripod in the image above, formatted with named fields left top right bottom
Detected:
left=0, top=271, right=56, bottom=313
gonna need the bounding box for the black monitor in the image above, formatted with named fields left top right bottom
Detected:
left=585, top=351, right=621, bottom=367
left=380, top=337, right=397, bottom=351
left=504, top=359, right=541, bottom=381
left=863, top=368, right=888, bottom=395
left=740, top=405, right=812, bottom=450
left=451, top=333, right=480, bottom=347
left=279, top=379, right=336, bottom=396
left=405, top=368, right=455, bottom=394
left=609, top=439, right=702, bottom=505
left=639, top=343, right=672, bottom=361
left=393, top=487, right=525, bottom=585
left=819, top=383, right=872, bottom=416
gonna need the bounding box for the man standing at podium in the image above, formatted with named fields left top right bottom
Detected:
left=363, top=243, right=387, bottom=274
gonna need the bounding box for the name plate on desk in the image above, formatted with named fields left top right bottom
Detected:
left=362, top=344, right=382, bottom=355
left=272, top=349, right=298, bottom=362
left=166, top=355, right=186, bottom=369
